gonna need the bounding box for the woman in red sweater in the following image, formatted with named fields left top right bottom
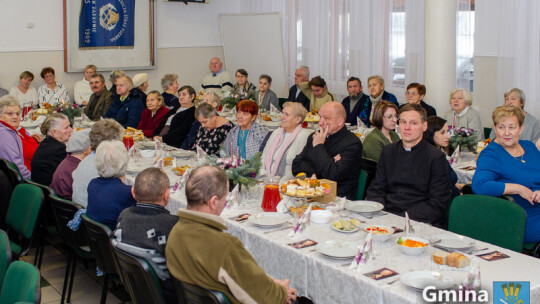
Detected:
left=137, top=91, right=170, bottom=138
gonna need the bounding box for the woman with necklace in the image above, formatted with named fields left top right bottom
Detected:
left=223, top=100, right=269, bottom=159
left=472, top=105, right=540, bottom=243
left=232, top=69, right=256, bottom=96
left=37, top=67, right=69, bottom=107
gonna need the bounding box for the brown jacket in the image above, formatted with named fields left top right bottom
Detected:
left=84, top=89, right=113, bottom=121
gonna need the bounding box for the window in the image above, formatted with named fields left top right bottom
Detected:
left=457, top=0, right=475, bottom=91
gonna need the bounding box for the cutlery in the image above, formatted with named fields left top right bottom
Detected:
left=465, top=247, right=489, bottom=254
left=263, top=225, right=293, bottom=234
left=386, top=277, right=400, bottom=285
left=427, top=240, right=442, bottom=246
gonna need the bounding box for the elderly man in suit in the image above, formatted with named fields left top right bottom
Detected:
left=287, top=66, right=310, bottom=110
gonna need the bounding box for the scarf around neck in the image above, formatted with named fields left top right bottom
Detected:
left=264, top=124, right=303, bottom=177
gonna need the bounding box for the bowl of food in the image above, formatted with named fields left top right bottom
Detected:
left=397, top=236, right=429, bottom=255
left=332, top=218, right=360, bottom=233
left=364, top=225, right=394, bottom=242
left=270, top=116, right=281, bottom=122
left=310, top=210, right=333, bottom=224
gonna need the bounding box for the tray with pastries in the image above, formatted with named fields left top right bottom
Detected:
left=280, top=177, right=331, bottom=198
left=304, top=111, right=320, bottom=122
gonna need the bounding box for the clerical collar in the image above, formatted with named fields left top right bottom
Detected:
left=212, top=69, right=223, bottom=77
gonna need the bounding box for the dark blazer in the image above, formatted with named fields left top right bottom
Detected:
left=366, top=139, right=451, bottom=228
left=288, top=85, right=310, bottom=110
left=31, top=136, right=67, bottom=186
left=162, top=107, right=196, bottom=148
left=84, top=88, right=113, bottom=121
left=104, top=89, right=145, bottom=128
left=342, top=93, right=370, bottom=126
left=292, top=126, right=363, bottom=199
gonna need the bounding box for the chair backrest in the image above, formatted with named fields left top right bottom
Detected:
left=6, top=184, right=43, bottom=239
left=0, top=261, right=41, bottom=304
left=360, top=158, right=378, bottom=192
left=0, top=159, right=17, bottom=189
left=5, top=160, right=24, bottom=183
left=49, top=194, right=87, bottom=248
left=356, top=170, right=367, bottom=200
left=112, top=246, right=166, bottom=304
left=26, top=179, right=57, bottom=228
left=483, top=127, right=492, bottom=140
left=81, top=214, right=119, bottom=274
left=0, top=229, right=12, bottom=288
left=172, top=278, right=229, bottom=304
left=278, top=98, right=287, bottom=109
left=448, top=195, right=527, bottom=252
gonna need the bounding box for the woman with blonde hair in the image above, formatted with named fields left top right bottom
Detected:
left=137, top=91, right=170, bottom=138
left=443, top=88, right=484, bottom=139
left=472, top=105, right=540, bottom=243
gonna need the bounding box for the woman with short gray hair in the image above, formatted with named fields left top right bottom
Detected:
left=86, top=140, right=136, bottom=230
left=192, top=103, right=234, bottom=155
left=161, top=73, right=180, bottom=110
left=31, top=113, right=72, bottom=185
left=443, top=88, right=484, bottom=140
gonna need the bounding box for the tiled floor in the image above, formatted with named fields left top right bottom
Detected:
left=21, top=238, right=129, bottom=304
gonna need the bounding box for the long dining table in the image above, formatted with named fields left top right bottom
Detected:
left=125, top=147, right=540, bottom=304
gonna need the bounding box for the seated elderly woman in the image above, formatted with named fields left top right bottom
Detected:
left=37, top=67, right=70, bottom=107
left=261, top=102, right=312, bottom=181
left=192, top=103, right=234, bottom=155
left=233, top=69, right=257, bottom=95
left=87, top=140, right=136, bottom=230
left=443, top=88, right=484, bottom=140
left=401, top=83, right=436, bottom=117
left=9, top=71, right=38, bottom=116
left=362, top=101, right=400, bottom=162
left=0, top=95, right=40, bottom=179
left=155, top=86, right=196, bottom=148
left=223, top=100, right=269, bottom=159
left=255, top=74, right=279, bottom=111
left=489, top=88, right=540, bottom=144
left=73, top=64, right=96, bottom=106
left=181, top=92, right=222, bottom=150
left=72, top=119, right=124, bottom=207
left=31, top=113, right=72, bottom=185
left=50, top=129, right=91, bottom=200
left=137, top=91, right=170, bottom=138
left=472, top=105, right=540, bottom=243
left=424, top=116, right=461, bottom=199
left=161, top=73, right=180, bottom=111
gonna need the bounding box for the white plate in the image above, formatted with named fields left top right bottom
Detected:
left=126, top=164, right=148, bottom=173
left=140, top=150, right=156, bottom=158
left=400, top=271, right=455, bottom=291
left=170, top=149, right=196, bottom=158
left=140, top=141, right=156, bottom=149
left=21, top=121, right=41, bottom=128
left=330, top=219, right=360, bottom=233
left=316, top=240, right=360, bottom=259
left=347, top=201, right=384, bottom=213
left=431, top=234, right=474, bottom=250
left=247, top=213, right=288, bottom=227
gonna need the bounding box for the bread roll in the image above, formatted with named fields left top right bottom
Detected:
left=432, top=251, right=449, bottom=265
left=446, top=252, right=470, bottom=268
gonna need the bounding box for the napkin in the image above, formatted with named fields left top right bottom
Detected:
left=154, top=137, right=161, bottom=152
left=81, top=113, right=88, bottom=122
left=449, top=145, right=461, bottom=165
left=270, top=103, right=280, bottom=115
left=461, top=259, right=481, bottom=291
left=356, top=117, right=367, bottom=130
left=225, top=184, right=240, bottom=209
left=196, top=145, right=207, bottom=164
left=128, top=145, right=136, bottom=159
left=404, top=212, right=411, bottom=236
left=288, top=204, right=312, bottom=239
left=275, top=196, right=294, bottom=213
left=349, top=231, right=373, bottom=270
left=172, top=157, right=177, bottom=169
left=153, top=158, right=164, bottom=169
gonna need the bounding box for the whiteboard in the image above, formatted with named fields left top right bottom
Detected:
left=219, top=13, right=287, bottom=98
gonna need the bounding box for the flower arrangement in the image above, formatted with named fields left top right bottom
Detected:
left=57, top=101, right=82, bottom=125
left=220, top=90, right=256, bottom=110
left=204, top=146, right=262, bottom=188
left=449, top=127, right=478, bottom=153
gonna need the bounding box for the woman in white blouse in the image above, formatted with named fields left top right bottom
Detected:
left=37, top=67, right=69, bottom=107
left=9, top=71, right=38, bottom=116
left=73, top=64, right=96, bottom=106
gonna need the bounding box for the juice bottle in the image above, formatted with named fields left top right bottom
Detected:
left=261, top=177, right=281, bottom=212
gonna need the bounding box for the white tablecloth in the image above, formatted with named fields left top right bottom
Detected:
left=125, top=146, right=540, bottom=304
left=451, top=151, right=477, bottom=184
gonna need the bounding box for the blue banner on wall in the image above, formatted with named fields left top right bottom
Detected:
left=79, top=0, right=135, bottom=48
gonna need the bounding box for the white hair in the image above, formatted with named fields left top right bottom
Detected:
left=95, top=140, right=129, bottom=178
left=297, top=66, right=310, bottom=78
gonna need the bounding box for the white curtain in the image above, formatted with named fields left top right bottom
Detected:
left=496, top=0, right=540, bottom=118
left=252, top=0, right=425, bottom=101
left=456, top=0, right=474, bottom=92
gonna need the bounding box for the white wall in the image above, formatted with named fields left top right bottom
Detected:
left=0, top=0, right=252, bottom=95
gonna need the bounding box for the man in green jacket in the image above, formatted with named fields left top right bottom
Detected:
left=166, top=166, right=297, bottom=304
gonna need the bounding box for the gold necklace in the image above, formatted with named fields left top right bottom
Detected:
left=509, top=145, right=525, bottom=163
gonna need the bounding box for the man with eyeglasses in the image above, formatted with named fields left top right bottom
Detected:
left=166, top=166, right=298, bottom=304
left=341, top=77, right=370, bottom=126
left=366, top=104, right=451, bottom=228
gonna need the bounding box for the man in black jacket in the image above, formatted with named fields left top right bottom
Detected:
left=287, top=66, right=310, bottom=110
left=366, top=104, right=451, bottom=228
left=342, top=77, right=370, bottom=126
left=292, top=102, right=363, bottom=199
